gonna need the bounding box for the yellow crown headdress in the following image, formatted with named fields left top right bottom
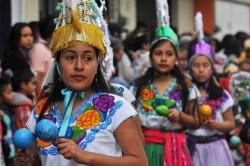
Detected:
left=52, top=0, right=106, bottom=58
left=42, top=0, right=114, bottom=88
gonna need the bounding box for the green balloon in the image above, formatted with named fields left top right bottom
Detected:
left=155, top=105, right=169, bottom=116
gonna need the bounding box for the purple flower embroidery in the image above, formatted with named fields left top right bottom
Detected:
left=200, top=91, right=229, bottom=120
left=220, top=92, right=229, bottom=105
left=93, top=94, right=115, bottom=113
left=169, top=89, right=181, bottom=102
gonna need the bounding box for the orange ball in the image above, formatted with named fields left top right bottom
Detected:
left=200, top=104, right=212, bottom=117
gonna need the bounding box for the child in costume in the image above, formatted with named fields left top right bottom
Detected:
left=0, top=75, right=16, bottom=165
left=12, top=70, right=35, bottom=129
left=14, top=1, right=148, bottom=166
left=186, top=12, right=235, bottom=166
left=132, top=1, right=200, bottom=165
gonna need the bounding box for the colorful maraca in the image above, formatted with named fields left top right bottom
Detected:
left=13, top=128, right=33, bottom=149
left=35, top=119, right=59, bottom=142
left=199, top=104, right=213, bottom=124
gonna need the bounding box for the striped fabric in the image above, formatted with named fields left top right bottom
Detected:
left=144, top=129, right=191, bottom=166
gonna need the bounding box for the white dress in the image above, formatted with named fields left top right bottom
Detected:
left=187, top=90, right=235, bottom=166
left=111, top=83, right=136, bottom=104
left=187, top=90, right=234, bottom=136
left=26, top=93, right=137, bottom=166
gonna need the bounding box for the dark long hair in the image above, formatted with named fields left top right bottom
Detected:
left=2, top=23, right=31, bottom=72
left=5, top=23, right=30, bottom=52
left=38, top=50, right=111, bottom=121
left=135, top=39, right=189, bottom=112
left=191, top=74, right=224, bottom=100
left=206, top=77, right=224, bottom=100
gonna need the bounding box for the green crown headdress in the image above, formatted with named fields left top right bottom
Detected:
left=152, top=0, right=179, bottom=49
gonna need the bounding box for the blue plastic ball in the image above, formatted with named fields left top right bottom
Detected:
left=13, top=128, right=33, bottom=149
left=35, top=119, right=58, bottom=142
left=230, top=135, right=241, bottom=146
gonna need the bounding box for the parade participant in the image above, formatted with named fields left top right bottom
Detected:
left=186, top=12, right=235, bottom=166
left=131, top=0, right=200, bottom=165
left=14, top=1, right=148, bottom=166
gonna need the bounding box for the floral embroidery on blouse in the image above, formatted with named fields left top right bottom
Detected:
left=141, top=88, right=154, bottom=101
left=35, top=98, right=53, bottom=115
left=199, top=91, right=229, bottom=126
left=76, top=110, right=100, bottom=129
left=93, top=94, right=115, bottom=113
left=112, top=85, right=125, bottom=96
left=139, top=79, right=184, bottom=117
left=33, top=93, right=122, bottom=155
left=138, top=78, right=194, bottom=117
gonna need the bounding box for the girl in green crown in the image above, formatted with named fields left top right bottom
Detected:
left=131, top=1, right=200, bottom=166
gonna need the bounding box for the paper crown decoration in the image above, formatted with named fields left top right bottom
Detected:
left=50, top=0, right=114, bottom=80
left=152, top=0, right=179, bottom=49
left=192, top=12, right=213, bottom=59
left=42, top=0, right=114, bottom=88
left=52, top=0, right=107, bottom=57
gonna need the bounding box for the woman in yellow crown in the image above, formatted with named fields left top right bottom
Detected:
left=14, top=0, right=148, bottom=166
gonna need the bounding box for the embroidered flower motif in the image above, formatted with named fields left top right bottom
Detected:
left=76, top=110, right=100, bottom=129
left=169, top=89, right=181, bottom=101
left=141, top=88, right=154, bottom=101
left=37, top=138, right=52, bottom=148
left=142, top=103, right=153, bottom=111
left=220, top=92, right=229, bottom=106
left=177, top=78, right=191, bottom=89
left=37, top=86, right=50, bottom=101
left=35, top=98, right=52, bottom=115
left=93, top=94, right=115, bottom=113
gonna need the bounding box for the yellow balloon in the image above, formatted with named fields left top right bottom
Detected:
left=200, top=104, right=212, bottom=117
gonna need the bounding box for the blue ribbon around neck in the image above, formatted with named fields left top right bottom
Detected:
left=56, top=62, right=86, bottom=137
left=59, top=88, right=85, bottom=137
